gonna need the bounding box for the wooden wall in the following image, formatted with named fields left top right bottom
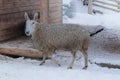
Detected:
left=0, top=0, right=62, bottom=41
left=40, top=0, right=62, bottom=24
left=0, top=0, right=40, bottom=41
left=49, top=0, right=62, bottom=23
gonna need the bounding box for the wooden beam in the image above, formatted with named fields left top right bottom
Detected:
left=40, top=0, right=49, bottom=23
left=0, top=48, right=43, bottom=58
left=93, top=3, right=120, bottom=12
left=88, top=0, right=93, bottom=14
left=95, top=0, right=120, bottom=8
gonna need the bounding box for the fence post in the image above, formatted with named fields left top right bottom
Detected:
left=118, top=1, right=120, bottom=9
left=40, top=0, right=62, bottom=24
left=88, top=0, right=93, bottom=14
left=40, top=0, right=49, bottom=23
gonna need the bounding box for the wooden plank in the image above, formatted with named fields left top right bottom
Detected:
left=0, top=27, right=23, bottom=41
left=1, top=0, right=39, bottom=4
left=0, top=0, right=40, bottom=41
left=93, top=3, right=120, bottom=12
left=40, top=0, right=49, bottom=23
left=0, top=48, right=43, bottom=58
left=0, top=1, right=40, bottom=9
left=0, top=37, right=43, bottom=58
left=0, top=27, right=22, bottom=36
left=0, top=32, right=22, bottom=41
left=95, top=0, right=120, bottom=8
left=0, top=0, right=2, bottom=4
left=49, top=0, right=62, bottom=4
left=0, top=21, right=23, bottom=30
left=0, top=5, right=39, bottom=14
left=110, top=0, right=120, bottom=3
left=0, top=10, right=39, bottom=21
left=49, top=0, right=62, bottom=23
left=49, top=5, right=62, bottom=12
left=49, top=19, right=62, bottom=23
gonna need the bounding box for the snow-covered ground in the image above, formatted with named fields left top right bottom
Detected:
left=0, top=0, right=120, bottom=80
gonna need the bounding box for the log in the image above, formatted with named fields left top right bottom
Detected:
left=0, top=37, right=44, bottom=58
left=0, top=47, right=43, bottom=58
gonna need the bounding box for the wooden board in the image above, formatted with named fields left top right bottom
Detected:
left=49, top=0, right=62, bottom=23
left=0, top=0, right=40, bottom=41
left=0, top=0, right=63, bottom=41
left=40, top=0, right=62, bottom=24
left=0, top=37, right=43, bottom=58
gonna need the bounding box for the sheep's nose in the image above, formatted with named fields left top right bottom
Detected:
left=25, top=31, right=30, bottom=36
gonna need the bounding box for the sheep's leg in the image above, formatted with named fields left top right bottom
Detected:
left=68, top=50, right=76, bottom=69
left=49, top=54, right=61, bottom=66
left=50, top=58, right=61, bottom=66
left=82, top=51, right=88, bottom=69
left=40, top=52, right=46, bottom=65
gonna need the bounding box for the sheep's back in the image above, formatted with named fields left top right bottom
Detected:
left=32, top=23, right=90, bottom=51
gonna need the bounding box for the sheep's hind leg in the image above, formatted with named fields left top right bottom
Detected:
left=82, top=51, right=88, bottom=70
left=50, top=58, right=61, bottom=66
left=49, top=54, right=61, bottom=66
left=40, top=53, right=46, bottom=65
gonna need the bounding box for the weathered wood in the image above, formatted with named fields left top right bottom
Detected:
left=0, top=6, right=39, bottom=15
left=0, top=0, right=40, bottom=41
left=40, top=0, right=49, bottom=23
left=0, top=48, right=42, bottom=58
left=93, top=3, right=120, bottom=12
left=0, top=37, right=43, bottom=58
left=93, top=0, right=120, bottom=12
left=49, top=0, right=62, bottom=4
left=88, top=0, right=93, bottom=14
left=95, top=0, right=120, bottom=8
left=0, top=0, right=62, bottom=41
left=49, top=0, right=62, bottom=23
left=40, top=0, right=62, bottom=24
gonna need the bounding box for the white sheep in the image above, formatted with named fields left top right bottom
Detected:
left=24, top=12, right=90, bottom=69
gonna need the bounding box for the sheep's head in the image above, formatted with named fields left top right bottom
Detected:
left=24, top=12, right=39, bottom=36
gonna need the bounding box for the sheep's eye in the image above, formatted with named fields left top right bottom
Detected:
left=32, top=22, right=34, bottom=24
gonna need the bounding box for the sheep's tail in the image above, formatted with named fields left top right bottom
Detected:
left=90, top=28, right=104, bottom=37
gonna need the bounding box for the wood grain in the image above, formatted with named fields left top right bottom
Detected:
left=0, top=0, right=40, bottom=41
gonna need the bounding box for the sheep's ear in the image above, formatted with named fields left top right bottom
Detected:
left=34, top=13, right=39, bottom=21
left=24, top=12, right=30, bottom=20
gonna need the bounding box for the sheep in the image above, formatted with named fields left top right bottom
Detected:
left=24, top=12, right=90, bottom=69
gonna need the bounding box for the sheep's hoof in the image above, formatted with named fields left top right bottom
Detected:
left=82, top=66, right=88, bottom=70
left=40, top=61, right=45, bottom=65
left=58, top=64, right=61, bottom=67
left=67, top=66, right=73, bottom=69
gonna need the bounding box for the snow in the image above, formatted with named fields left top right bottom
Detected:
left=0, top=0, right=120, bottom=80
left=0, top=53, right=120, bottom=80
left=63, top=0, right=72, bottom=5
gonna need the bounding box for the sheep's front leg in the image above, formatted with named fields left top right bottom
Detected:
left=40, top=52, right=46, bottom=65
left=68, top=50, right=76, bottom=69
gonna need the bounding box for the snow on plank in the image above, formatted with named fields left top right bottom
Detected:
left=0, top=37, right=43, bottom=58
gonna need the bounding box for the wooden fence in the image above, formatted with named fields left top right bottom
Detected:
left=92, top=0, right=120, bottom=12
